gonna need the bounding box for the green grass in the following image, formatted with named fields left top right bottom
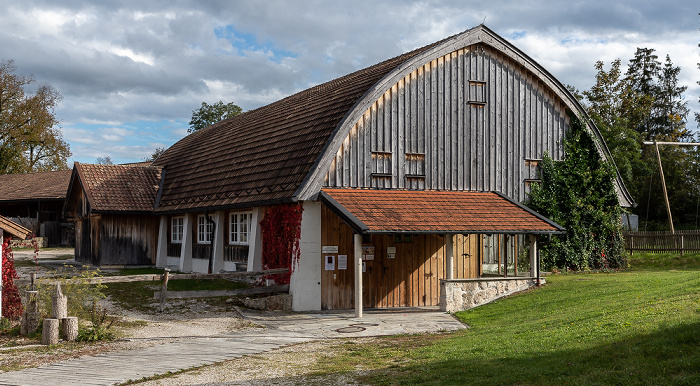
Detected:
left=312, top=253, right=700, bottom=385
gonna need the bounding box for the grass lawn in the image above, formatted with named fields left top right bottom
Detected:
left=315, top=253, right=700, bottom=385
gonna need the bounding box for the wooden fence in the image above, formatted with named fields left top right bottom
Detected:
left=23, top=267, right=290, bottom=312
left=623, top=230, right=700, bottom=255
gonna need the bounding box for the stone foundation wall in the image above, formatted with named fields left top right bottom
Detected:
left=440, top=278, right=543, bottom=312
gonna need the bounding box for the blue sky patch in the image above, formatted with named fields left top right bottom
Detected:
left=214, top=25, right=297, bottom=63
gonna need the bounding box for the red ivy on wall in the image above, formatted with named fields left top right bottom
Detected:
left=260, top=203, right=304, bottom=284
left=2, top=237, right=23, bottom=320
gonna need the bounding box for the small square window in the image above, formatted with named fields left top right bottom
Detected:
left=197, top=215, right=214, bottom=244
left=230, top=212, right=253, bottom=245
left=171, top=216, right=184, bottom=244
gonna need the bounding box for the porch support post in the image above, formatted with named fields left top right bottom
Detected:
left=211, top=211, right=225, bottom=273
left=179, top=213, right=193, bottom=272
left=529, top=235, right=539, bottom=284
left=445, top=233, right=454, bottom=280
left=354, top=233, right=363, bottom=318
left=155, top=216, right=167, bottom=268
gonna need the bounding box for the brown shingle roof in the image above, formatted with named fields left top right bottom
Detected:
left=0, top=170, right=71, bottom=202
left=75, top=163, right=162, bottom=213
left=0, top=215, right=32, bottom=239
left=152, top=38, right=449, bottom=213
left=320, top=189, right=564, bottom=234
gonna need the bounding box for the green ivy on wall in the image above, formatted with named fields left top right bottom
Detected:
left=527, top=114, right=627, bottom=271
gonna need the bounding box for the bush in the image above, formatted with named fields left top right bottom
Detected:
left=76, top=302, right=114, bottom=342
left=1, top=237, right=23, bottom=320
left=527, top=114, right=627, bottom=271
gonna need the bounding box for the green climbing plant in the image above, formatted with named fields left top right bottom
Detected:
left=527, top=114, right=627, bottom=271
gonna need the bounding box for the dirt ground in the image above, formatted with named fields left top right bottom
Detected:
left=2, top=249, right=258, bottom=370
left=2, top=248, right=360, bottom=384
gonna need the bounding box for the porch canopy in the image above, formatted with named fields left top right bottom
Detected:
left=319, top=188, right=565, bottom=235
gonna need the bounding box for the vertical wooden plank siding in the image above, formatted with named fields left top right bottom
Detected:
left=320, top=208, right=481, bottom=309
left=323, top=44, right=567, bottom=203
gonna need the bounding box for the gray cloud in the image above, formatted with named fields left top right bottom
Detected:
left=0, top=0, right=697, bottom=163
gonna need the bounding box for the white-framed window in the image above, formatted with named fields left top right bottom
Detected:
left=197, top=214, right=214, bottom=244
left=171, top=216, right=184, bottom=244
left=229, top=212, right=253, bottom=245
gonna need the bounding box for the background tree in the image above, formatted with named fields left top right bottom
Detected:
left=94, top=156, right=113, bottom=165
left=144, top=147, right=166, bottom=162
left=188, top=100, right=243, bottom=133
left=0, top=59, right=70, bottom=174
left=582, top=49, right=696, bottom=230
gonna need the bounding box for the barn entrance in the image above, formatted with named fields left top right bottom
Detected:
left=318, top=188, right=565, bottom=311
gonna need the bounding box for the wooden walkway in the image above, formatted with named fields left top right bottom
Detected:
left=0, top=308, right=465, bottom=385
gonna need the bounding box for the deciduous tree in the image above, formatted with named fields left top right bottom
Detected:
left=0, top=60, right=70, bottom=174
left=188, top=100, right=243, bottom=133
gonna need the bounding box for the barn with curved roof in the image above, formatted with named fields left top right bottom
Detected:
left=65, top=25, right=633, bottom=313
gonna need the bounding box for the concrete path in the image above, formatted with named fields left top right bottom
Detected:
left=0, top=308, right=465, bottom=386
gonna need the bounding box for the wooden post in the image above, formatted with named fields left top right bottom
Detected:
left=62, top=317, right=79, bottom=342
left=30, top=272, right=37, bottom=291
left=20, top=290, right=41, bottom=335
left=513, top=235, right=518, bottom=276
left=445, top=234, right=454, bottom=280
left=42, top=318, right=60, bottom=345
left=354, top=233, right=363, bottom=318
left=653, top=141, right=675, bottom=233
left=159, top=268, right=170, bottom=312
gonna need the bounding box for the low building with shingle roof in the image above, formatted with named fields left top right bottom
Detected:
left=0, top=170, right=72, bottom=246
left=64, top=25, right=633, bottom=313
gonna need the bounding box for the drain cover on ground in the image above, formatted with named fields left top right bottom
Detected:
left=335, top=323, right=379, bottom=333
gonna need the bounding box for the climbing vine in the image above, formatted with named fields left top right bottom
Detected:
left=2, top=237, right=23, bottom=320
left=260, top=203, right=304, bottom=284
left=527, top=114, right=626, bottom=271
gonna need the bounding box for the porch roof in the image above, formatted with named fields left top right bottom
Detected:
left=319, top=189, right=565, bottom=235
left=0, top=215, right=32, bottom=239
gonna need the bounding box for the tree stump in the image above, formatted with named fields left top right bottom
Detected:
left=52, top=282, right=68, bottom=320
left=20, top=291, right=41, bottom=335
left=61, top=317, right=79, bottom=342
left=42, top=318, right=60, bottom=345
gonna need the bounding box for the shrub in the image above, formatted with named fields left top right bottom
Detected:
left=527, top=114, right=627, bottom=271
left=1, top=237, right=23, bottom=320
left=76, top=301, right=114, bottom=342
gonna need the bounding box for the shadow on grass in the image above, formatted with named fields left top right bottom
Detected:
left=357, top=321, right=700, bottom=385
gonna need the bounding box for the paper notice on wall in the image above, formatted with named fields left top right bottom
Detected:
left=362, top=261, right=366, bottom=272
left=325, top=255, right=335, bottom=271
left=337, top=255, right=347, bottom=270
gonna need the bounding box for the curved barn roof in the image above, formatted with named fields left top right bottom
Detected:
left=153, top=25, right=634, bottom=213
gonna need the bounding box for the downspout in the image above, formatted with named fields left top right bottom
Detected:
left=205, top=210, right=216, bottom=274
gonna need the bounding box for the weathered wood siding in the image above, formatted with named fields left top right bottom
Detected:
left=324, top=44, right=567, bottom=202
left=99, top=214, right=159, bottom=265
left=320, top=206, right=480, bottom=309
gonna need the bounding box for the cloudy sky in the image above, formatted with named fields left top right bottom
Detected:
left=2, top=1, right=698, bottom=165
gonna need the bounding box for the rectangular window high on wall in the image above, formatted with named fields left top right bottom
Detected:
left=171, top=216, right=184, bottom=243
left=197, top=214, right=213, bottom=244
left=230, top=212, right=252, bottom=245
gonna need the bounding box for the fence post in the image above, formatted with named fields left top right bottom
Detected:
left=159, top=268, right=170, bottom=312
left=680, top=235, right=684, bottom=256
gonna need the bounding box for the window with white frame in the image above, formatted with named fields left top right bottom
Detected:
left=229, top=212, right=253, bottom=245
left=171, top=216, right=184, bottom=244
left=197, top=214, right=214, bottom=244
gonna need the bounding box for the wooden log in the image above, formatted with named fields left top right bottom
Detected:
left=42, top=318, right=60, bottom=345
left=153, top=284, right=290, bottom=300
left=61, top=317, right=79, bottom=342
left=52, top=283, right=68, bottom=320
